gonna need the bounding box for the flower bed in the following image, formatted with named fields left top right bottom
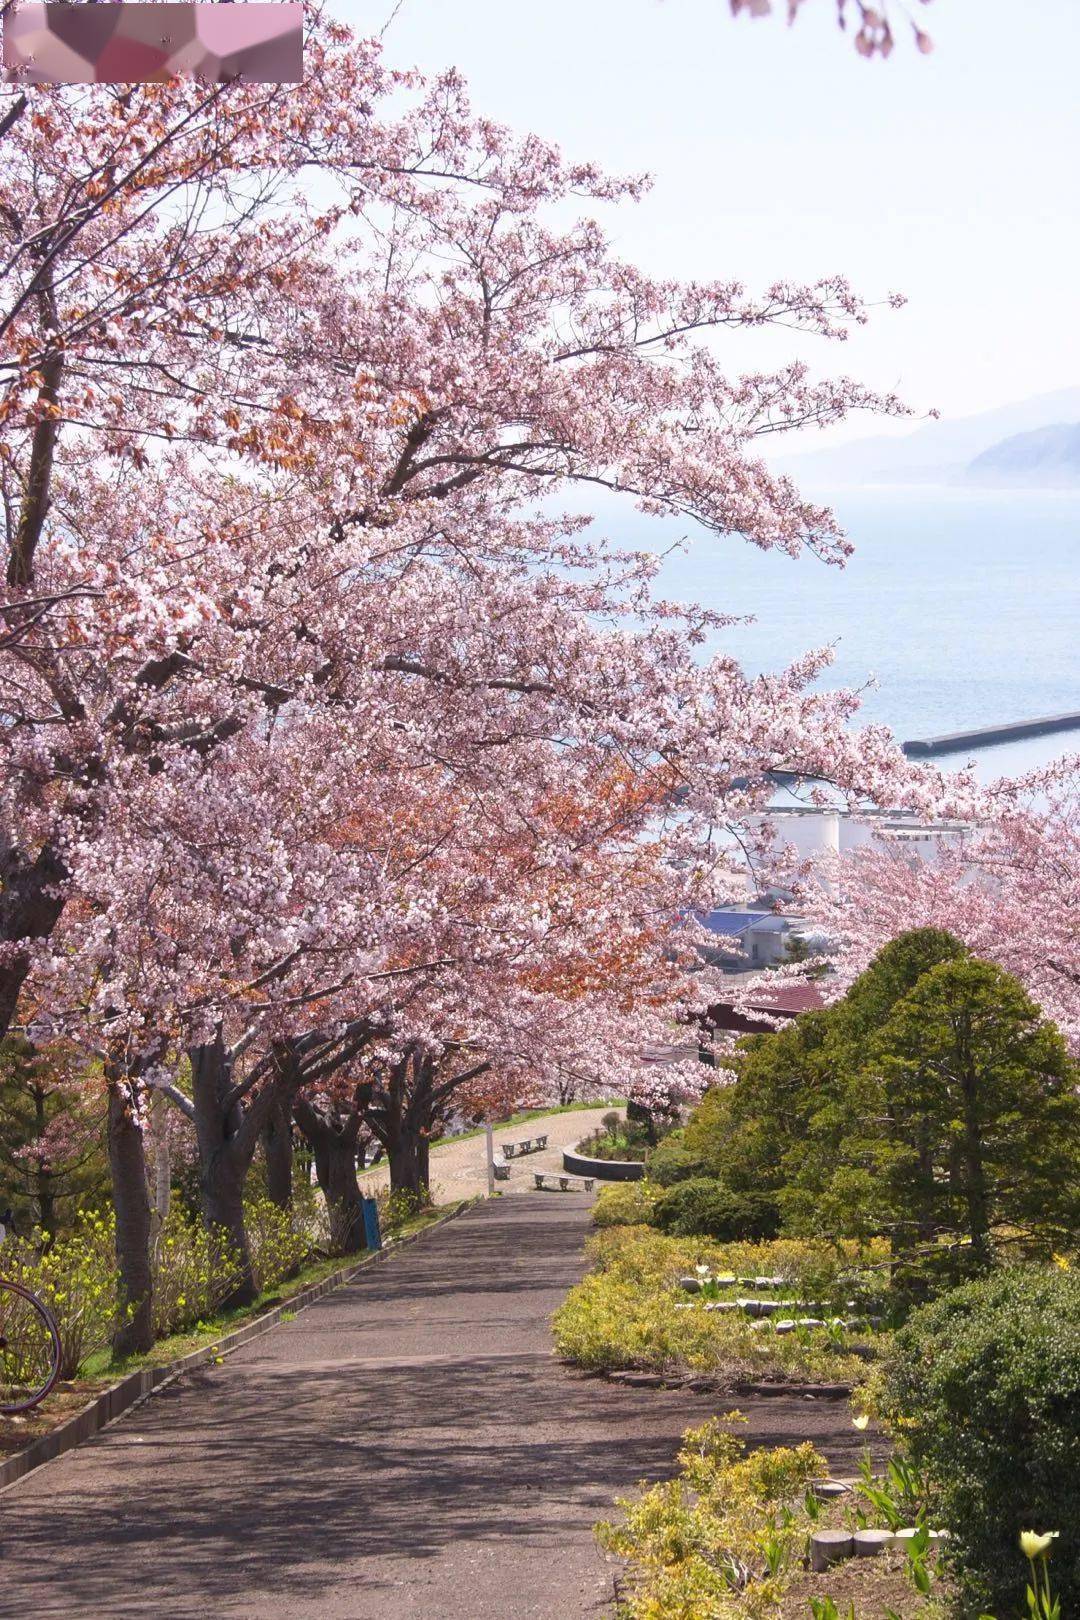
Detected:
left=552, top=1226, right=890, bottom=1389
left=563, top=1147, right=645, bottom=1182
left=598, top=1413, right=951, bottom=1620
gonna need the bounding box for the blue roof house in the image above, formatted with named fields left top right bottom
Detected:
left=695, top=908, right=807, bottom=969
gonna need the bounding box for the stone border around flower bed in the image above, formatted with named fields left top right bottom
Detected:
left=562, top=1147, right=644, bottom=1182
left=602, top=1368, right=852, bottom=1397
left=0, top=1199, right=473, bottom=1496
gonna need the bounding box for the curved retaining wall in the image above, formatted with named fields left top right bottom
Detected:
left=563, top=1148, right=645, bottom=1182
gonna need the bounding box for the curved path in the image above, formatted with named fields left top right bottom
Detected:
left=0, top=1196, right=864, bottom=1619
left=358, top=1105, right=624, bottom=1203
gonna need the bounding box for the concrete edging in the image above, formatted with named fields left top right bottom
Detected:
left=0, top=1198, right=473, bottom=1496
left=602, top=1368, right=853, bottom=1397
left=562, top=1148, right=644, bottom=1182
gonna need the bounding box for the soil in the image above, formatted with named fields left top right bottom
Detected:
left=780, top=1545, right=948, bottom=1617
left=0, top=1377, right=109, bottom=1455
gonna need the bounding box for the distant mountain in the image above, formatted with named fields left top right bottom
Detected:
left=769, top=386, right=1080, bottom=488
left=966, top=422, right=1080, bottom=486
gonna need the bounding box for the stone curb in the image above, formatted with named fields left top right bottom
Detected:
left=0, top=1198, right=473, bottom=1496
left=601, top=1368, right=852, bottom=1397
left=562, top=1147, right=644, bottom=1182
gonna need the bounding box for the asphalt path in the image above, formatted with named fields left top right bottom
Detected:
left=0, top=1195, right=865, bottom=1619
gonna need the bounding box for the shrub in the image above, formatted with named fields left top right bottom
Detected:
left=598, top=1414, right=826, bottom=1619
left=879, top=1266, right=1080, bottom=1616
left=592, top=1181, right=660, bottom=1228
left=152, top=1207, right=238, bottom=1338
left=553, top=1226, right=879, bottom=1386
left=652, top=1178, right=781, bottom=1242
left=576, top=1120, right=653, bottom=1161
left=583, top=1223, right=884, bottom=1298
left=377, top=1185, right=427, bottom=1233
left=646, top=1132, right=707, bottom=1187
left=4, top=1209, right=119, bottom=1378
left=244, top=1194, right=313, bottom=1293
left=289, top=1170, right=332, bottom=1254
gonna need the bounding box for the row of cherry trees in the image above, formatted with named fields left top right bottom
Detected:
left=0, top=8, right=965, bottom=1350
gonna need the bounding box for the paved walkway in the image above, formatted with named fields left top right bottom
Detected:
left=0, top=1196, right=865, bottom=1620
left=358, top=1105, right=622, bottom=1203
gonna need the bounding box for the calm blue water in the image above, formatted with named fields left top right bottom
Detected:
left=643, top=486, right=1080, bottom=781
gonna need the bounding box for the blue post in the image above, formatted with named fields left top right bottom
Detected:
left=362, top=1196, right=382, bottom=1251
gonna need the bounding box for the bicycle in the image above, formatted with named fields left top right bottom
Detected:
left=0, top=1210, right=62, bottom=1416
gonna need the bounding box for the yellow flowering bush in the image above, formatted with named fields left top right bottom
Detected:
left=598, top=1415, right=826, bottom=1619
left=244, top=1194, right=313, bottom=1293
left=583, top=1225, right=888, bottom=1302
left=593, top=1181, right=662, bottom=1228
left=152, top=1206, right=239, bottom=1338
left=290, top=1172, right=332, bottom=1252
left=4, top=1210, right=120, bottom=1378
left=6, top=1190, right=321, bottom=1374
left=377, top=1186, right=427, bottom=1233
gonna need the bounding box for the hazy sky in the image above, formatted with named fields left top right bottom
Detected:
left=339, top=0, right=1079, bottom=443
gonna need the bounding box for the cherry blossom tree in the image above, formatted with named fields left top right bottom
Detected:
left=729, top=0, right=935, bottom=58
left=0, top=12, right=943, bottom=1027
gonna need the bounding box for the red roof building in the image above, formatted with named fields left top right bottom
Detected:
left=703, top=978, right=826, bottom=1036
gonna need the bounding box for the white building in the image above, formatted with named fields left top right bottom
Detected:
left=699, top=807, right=976, bottom=972
left=756, top=806, right=971, bottom=863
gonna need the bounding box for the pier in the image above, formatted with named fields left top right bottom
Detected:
left=903, top=712, right=1080, bottom=759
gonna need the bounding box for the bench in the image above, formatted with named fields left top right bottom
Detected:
left=534, top=1171, right=594, bottom=1193
left=502, top=1135, right=547, bottom=1159
left=493, top=1161, right=511, bottom=1181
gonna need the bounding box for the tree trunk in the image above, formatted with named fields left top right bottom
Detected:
left=148, top=1088, right=171, bottom=1258
left=34, top=1159, right=57, bottom=1246
left=201, top=1154, right=256, bottom=1305
left=388, top=1126, right=427, bottom=1201
left=261, top=1098, right=293, bottom=1210
left=960, top=1065, right=990, bottom=1266
left=395, top=1052, right=434, bottom=1204
left=321, top=1137, right=365, bottom=1254
left=915, top=1119, right=936, bottom=1246
left=0, top=839, right=68, bottom=1042
left=107, top=1077, right=154, bottom=1356
left=190, top=1037, right=257, bottom=1309
left=31, top=1082, right=57, bottom=1243
left=627, top=1098, right=658, bottom=1145
left=294, top=1098, right=365, bottom=1255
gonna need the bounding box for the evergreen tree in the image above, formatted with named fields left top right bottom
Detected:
left=0, top=1038, right=107, bottom=1241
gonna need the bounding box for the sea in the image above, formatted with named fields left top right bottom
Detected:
left=644, top=485, right=1080, bottom=785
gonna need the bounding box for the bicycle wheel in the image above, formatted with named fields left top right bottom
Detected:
left=0, top=1278, right=62, bottom=1414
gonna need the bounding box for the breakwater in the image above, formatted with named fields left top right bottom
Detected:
left=903, top=712, right=1080, bottom=759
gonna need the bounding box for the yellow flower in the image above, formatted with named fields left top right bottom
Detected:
left=1052, top=1254, right=1070, bottom=1271
left=1020, top=1531, right=1059, bottom=1559
left=852, top=1414, right=870, bottom=1431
